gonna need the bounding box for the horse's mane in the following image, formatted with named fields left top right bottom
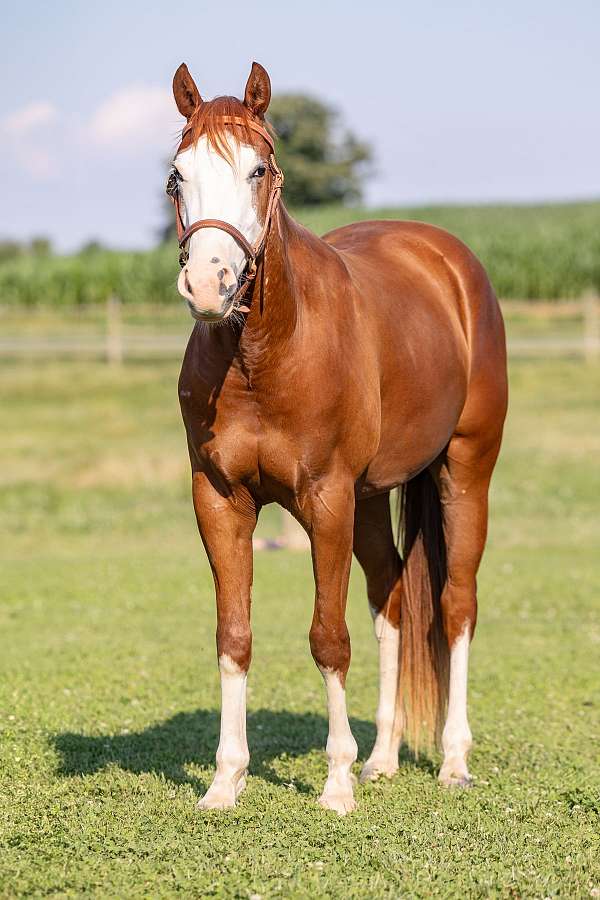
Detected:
left=184, top=96, right=273, bottom=164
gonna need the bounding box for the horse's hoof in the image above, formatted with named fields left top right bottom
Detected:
left=360, top=758, right=399, bottom=783
left=198, top=789, right=236, bottom=810
left=438, top=771, right=473, bottom=789
left=318, top=790, right=357, bottom=815
left=198, top=773, right=247, bottom=810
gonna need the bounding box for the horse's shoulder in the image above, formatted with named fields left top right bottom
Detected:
left=323, top=219, right=492, bottom=300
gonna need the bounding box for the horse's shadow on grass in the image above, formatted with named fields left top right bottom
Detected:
left=53, top=709, right=436, bottom=796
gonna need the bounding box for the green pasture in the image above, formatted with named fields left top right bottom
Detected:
left=1, top=353, right=599, bottom=897
left=1, top=199, right=600, bottom=307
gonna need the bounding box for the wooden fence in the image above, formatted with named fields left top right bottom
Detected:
left=0, top=291, right=599, bottom=362
left=501, top=291, right=600, bottom=362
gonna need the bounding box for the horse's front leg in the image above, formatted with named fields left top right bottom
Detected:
left=192, top=472, right=257, bottom=810
left=305, top=477, right=358, bottom=814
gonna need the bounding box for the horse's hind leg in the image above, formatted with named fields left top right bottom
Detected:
left=353, top=492, right=404, bottom=782
left=434, top=430, right=503, bottom=787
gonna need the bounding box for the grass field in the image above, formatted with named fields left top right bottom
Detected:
left=1, top=353, right=599, bottom=898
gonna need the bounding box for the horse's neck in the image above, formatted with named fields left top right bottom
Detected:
left=240, top=205, right=340, bottom=357
left=243, top=206, right=298, bottom=342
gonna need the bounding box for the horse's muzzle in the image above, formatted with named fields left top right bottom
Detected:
left=178, top=266, right=237, bottom=321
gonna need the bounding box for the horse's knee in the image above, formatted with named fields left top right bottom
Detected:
left=309, top=619, right=351, bottom=677
left=216, top=620, right=252, bottom=671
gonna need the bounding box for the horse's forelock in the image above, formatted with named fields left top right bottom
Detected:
left=184, top=96, right=271, bottom=164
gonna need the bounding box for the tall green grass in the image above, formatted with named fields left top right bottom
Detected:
left=0, top=243, right=178, bottom=308
left=1, top=200, right=599, bottom=307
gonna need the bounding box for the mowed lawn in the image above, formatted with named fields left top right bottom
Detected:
left=1, top=352, right=599, bottom=898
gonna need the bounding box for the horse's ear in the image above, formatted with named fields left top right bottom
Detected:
left=243, top=62, right=271, bottom=119
left=173, top=63, right=202, bottom=119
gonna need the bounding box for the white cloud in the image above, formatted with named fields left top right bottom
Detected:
left=1, top=101, right=59, bottom=180
left=1, top=101, right=58, bottom=137
left=19, top=148, right=57, bottom=179
left=88, top=85, right=180, bottom=149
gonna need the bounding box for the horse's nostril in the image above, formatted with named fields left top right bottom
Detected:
left=217, top=269, right=225, bottom=281
left=184, top=272, right=193, bottom=295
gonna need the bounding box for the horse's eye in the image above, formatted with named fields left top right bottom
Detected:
left=251, top=165, right=267, bottom=179
left=165, top=166, right=183, bottom=197
left=166, top=169, right=181, bottom=197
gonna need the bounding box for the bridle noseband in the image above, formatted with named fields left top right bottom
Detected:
left=166, top=115, right=284, bottom=308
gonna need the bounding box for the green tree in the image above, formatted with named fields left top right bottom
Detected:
left=268, top=94, right=372, bottom=207
left=0, top=236, right=52, bottom=265
left=0, top=240, right=24, bottom=264
left=30, top=237, right=52, bottom=257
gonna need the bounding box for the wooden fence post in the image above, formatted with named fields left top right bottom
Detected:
left=583, top=289, right=600, bottom=364
left=106, top=294, right=123, bottom=365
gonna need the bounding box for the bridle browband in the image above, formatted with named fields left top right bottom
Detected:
left=166, top=114, right=284, bottom=309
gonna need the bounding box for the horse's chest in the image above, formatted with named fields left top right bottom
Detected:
left=180, top=383, right=300, bottom=496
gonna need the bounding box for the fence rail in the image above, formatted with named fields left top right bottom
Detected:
left=0, top=293, right=598, bottom=362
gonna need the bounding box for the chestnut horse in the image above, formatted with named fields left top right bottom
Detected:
left=169, top=62, right=508, bottom=814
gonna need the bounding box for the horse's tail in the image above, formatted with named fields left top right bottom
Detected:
left=397, top=469, right=449, bottom=754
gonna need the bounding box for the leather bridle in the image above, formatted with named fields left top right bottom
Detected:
left=166, top=115, right=284, bottom=308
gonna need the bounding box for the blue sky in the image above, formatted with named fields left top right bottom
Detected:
left=1, top=0, right=599, bottom=251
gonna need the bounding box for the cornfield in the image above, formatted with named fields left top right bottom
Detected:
left=1, top=201, right=599, bottom=306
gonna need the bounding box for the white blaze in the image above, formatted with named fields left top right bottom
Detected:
left=173, top=134, right=262, bottom=280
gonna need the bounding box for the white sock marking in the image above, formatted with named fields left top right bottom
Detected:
left=199, top=654, right=249, bottom=809
left=318, top=669, right=358, bottom=814
left=440, top=624, right=473, bottom=784
left=361, top=607, right=402, bottom=781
